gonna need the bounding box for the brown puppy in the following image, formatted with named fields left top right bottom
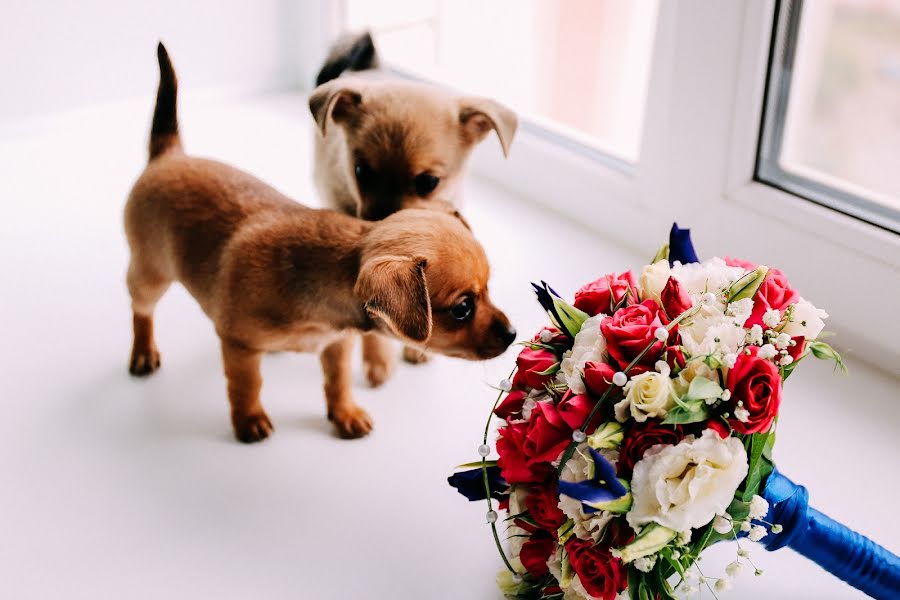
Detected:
left=125, top=44, right=516, bottom=442
left=309, top=33, right=518, bottom=378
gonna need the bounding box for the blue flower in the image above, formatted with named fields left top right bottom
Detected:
left=448, top=466, right=508, bottom=502
left=669, top=223, right=699, bottom=266
left=558, top=448, right=627, bottom=514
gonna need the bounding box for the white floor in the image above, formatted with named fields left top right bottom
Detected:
left=1, top=93, right=897, bottom=600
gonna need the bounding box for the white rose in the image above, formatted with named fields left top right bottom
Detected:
left=782, top=297, right=828, bottom=339
left=559, top=314, right=607, bottom=394
left=627, top=430, right=749, bottom=532
left=669, top=258, right=745, bottom=299
left=639, top=260, right=671, bottom=301
left=615, top=371, right=676, bottom=423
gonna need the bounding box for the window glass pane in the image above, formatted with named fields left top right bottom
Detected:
left=344, top=0, right=658, bottom=162
left=758, top=0, right=900, bottom=232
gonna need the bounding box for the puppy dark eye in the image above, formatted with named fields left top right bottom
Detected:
left=450, top=297, right=474, bottom=321
left=414, top=173, right=440, bottom=197
left=355, top=160, right=375, bottom=188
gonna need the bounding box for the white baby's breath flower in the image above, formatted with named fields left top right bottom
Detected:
left=734, top=406, right=750, bottom=422
left=634, top=555, right=657, bottom=573
left=749, top=495, right=770, bottom=520
left=627, top=430, right=749, bottom=532
left=615, top=371, right=676, bottom=423
left=779, top=355, right=794, bottom=367
left=757, top=344, right=777, bottom=360
left=740, top=520, right=752, bottom=532
left=723, top=353, right=738, bottom=368
left=782, top=298, right=829, bottom=339
left=726, top=561, right=744, bottom=577
left=715, top=578, right=733, bottom=592
left=748, top=524, right=768, bottom=542
left=773, top=332, right=792, bottom=349
left=639, top=260, right=671, bottom=301
left=559, top=314, right=607, bottom=394
left=762, top=309, right=782, bottom=328
left=721, top=389, right=732, bottom=401
left=678, top=530, right=693, bottom=545
left=746, top=324, right=764, bottom=346
left=713, top=514, right=734, bottom=534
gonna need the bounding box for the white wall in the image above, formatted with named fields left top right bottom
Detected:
left=0, top=0, right=316, bottom=122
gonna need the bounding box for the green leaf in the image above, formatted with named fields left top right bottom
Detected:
left=685, top=376, right=723, bottom=402
left=807, top=340, right=848, bottom=374
left=741, top=431, right=774, bottom=502
left=456, top=460, right=497, bottom=468
left=534, top=362, right=561, bottom=377
left=651, top=244, right=669, bottom=265
left=651, top=562, right=678, bottom=600
left=661, top=400, right=710, bottom=425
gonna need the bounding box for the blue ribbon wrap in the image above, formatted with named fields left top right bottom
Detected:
left=762, top=468, right=900, bottom=598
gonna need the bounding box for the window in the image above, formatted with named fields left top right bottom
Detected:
left=344, top=0, right=658, bottom=163
left=757, top=0, right=900, bottom=233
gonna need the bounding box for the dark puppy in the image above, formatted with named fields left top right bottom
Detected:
left=125, top=44, right=515, bottom=441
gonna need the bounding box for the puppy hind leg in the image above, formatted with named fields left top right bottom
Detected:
left=361, top=332, right=395, bottom=387
left=321, top=334, right=372, bottom=438
left=221, top=339, right=272, bottom=443
left=127, top=262, right=170, bottom=376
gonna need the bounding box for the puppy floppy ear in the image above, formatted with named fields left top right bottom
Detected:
left=308, top=83, right=363, bottom=137
left=459, top=98, right=518, bottom=157
left=355, top=256, right=432, bottom=343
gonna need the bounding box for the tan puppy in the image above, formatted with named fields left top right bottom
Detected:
left=309, top=32, right=518, bottom=378
left=125, top=44, right=516, bottom=442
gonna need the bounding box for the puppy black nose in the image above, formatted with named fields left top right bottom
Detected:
left=493, top=321, right=517, bottom=347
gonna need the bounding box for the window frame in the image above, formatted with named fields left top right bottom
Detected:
left=305, top=0, right=900, bottom=374
left=755, top=0, right=900, bottom=234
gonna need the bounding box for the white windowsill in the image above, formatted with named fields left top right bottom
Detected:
left=0, top=92, right=895, bottom=599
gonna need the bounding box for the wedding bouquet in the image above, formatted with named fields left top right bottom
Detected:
left=449, top=225, right=898, bottom=599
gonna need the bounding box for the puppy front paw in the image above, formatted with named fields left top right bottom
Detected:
left=402, top=345, right=430, bottom=365
left=329, top=404, right=373, bottom=439
left=129, top=346, right=161, bottom=376
left=232, top=412, right=274, bottom=443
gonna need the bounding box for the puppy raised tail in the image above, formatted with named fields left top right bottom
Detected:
left=315, top=31, right=379, bottom=87
left=149, top=42, right=182, bottom=161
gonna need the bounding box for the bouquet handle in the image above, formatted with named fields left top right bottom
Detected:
left=762, top=468, right=900, bottom=599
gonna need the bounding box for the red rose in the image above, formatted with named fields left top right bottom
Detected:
left=520, top=534, right=557, bottom=577
left=524, top=401, right=572, bottom=465
left=557, top=392, right=603, bottom=431
left=565, top=538, right=628, bottom=600
left=600, top=300, right=670, bottom=373
left=583, top=361, right=617, bottom=396
left=574, top=271, right=638, bottom=317
left=787, top=335, right=805, bottom=362
left=705, top=418, right=730, bottom=439
left=513, top=347, right=558, bottom=390
left=665, top=346, right=686, bottom=370
left=494, top=389, right=527, bottom=421
left=745, top=268, right=799, bottom=329
left=525, top=483, right=566, bottom=530
left=618, top=421, right=684, bottom=474
left=660, top=276, right=692, bottom=320
left=497, top=422, right=542, bottom=484
left=727, top=346, right=782, bottom=434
